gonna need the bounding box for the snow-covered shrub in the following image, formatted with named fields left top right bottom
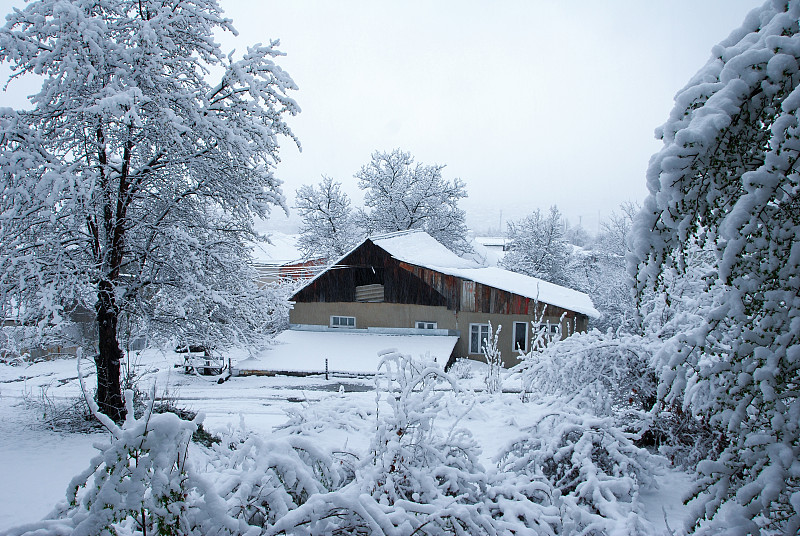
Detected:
left=0, top=325, right=30, bottom=365
left=276, top=393, right=374, bottom=435
left=498, top=410, right=662, bottom=535
left=515, top=329, right=656, bottom=417
left=527, top=306, right=567, bottom=355
left=7, top=351, right=583, bottom=536
left=447, top=357, right=473, bottom=380
left=367, top=350, right=484, bottom=505
left=7, top=391, right=348, bottom=536
left=26, top=388, right=100, bottom=433
left=268, top=351, right=562, bottom=535
left=8, top=389, right=199, bottom=536
left=482, top=322, right=503, bottom=394
left=205, top=430, right=347, bottom=530
left=641, top=404, right=726, bottom=469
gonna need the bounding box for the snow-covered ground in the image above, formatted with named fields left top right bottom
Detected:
left=0, top=348, right=692, bottom=533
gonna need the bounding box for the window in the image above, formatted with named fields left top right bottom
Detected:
left=534, top=323, right=561, bottom=335
left=330, top=315, right=356, bottom=328
left=513, top=321, right=528, bottom=353
left=469, top=323, right=490, bottom=354
left=415, top=321, right=437, bottom=330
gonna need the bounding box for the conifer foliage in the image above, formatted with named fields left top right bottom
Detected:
left=631, top=1, right=800, bottom=532
left=0, top=0, right=299, bottom=420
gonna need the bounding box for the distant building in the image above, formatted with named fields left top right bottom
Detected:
left=250, top=232, right=326, bottom=284
left=289, top=230, right=599, bottom=367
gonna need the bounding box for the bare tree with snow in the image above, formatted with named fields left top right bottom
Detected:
left=295, top=176, right=361, bottom=261
left=355, top=149, right=472, bottom=254
left=597, top=201, right=639, bottom=258
left=0, top=0, right=299, bottom=421
left=500, top=205, right=572, bottom=287
left=567, top=201, right=640, bottom=333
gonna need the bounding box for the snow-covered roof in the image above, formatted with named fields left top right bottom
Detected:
left=369, top=231, right=599, bottom=318
left=475, top=236, right=508, bottom=248
left=250, top=231, right=304, bottom=265
left=295, top=230, right=600, bottom=318
left=449, top=267, right=599, bottom=318
left=235, top=328, right=459, bottom=374
left=371, top=230, right=480, bottom=270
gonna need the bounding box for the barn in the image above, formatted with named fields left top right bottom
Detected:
left=289, top=230, right=600, bottom=367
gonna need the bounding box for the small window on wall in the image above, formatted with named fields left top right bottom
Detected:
left=469, top=323, right=490, bottom=354
left=330, top=315, right=356, bottom=328
left=416, top=321, right=437, bottom=330
left=513, top=321, right=528, bottom=353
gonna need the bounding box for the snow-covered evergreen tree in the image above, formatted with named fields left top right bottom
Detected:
left=294, top=176, right=361, bottom=261
left=355, top=149, right=472, bottom=254
left=0, top=0, right=299, bottom=420
left=631, top=1, right=800, bottom=532
left=500, top=205, right=572, bottom=287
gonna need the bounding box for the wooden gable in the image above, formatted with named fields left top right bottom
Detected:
left=291, top=240, right=447, bottom=307
left=292, top=238, right=579, bottom=320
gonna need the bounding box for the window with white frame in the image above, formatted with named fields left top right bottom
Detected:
left=415, top=321, right=437, bottom=330
left=330, top=315, right=356, bottom=328
left=513, top=321, right=528, bottom=353
left=469, top=323, right=490, bottom=354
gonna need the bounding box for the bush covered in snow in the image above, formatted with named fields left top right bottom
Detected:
left=446, top=357, right=474, bottom=380
left=498, top=410, right=662, bottom=536
left=481, top=323, right=504, bottom=394
left=516, top=329, right=656, bottom=417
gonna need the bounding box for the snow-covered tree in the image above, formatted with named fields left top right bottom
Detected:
left=569, top=202, right=640, bottom=333
left=0, top=0, right=299, bottom=421
left=500, top=205, right=572, bottom=287
left=355, top=149, right=471, bottom=254
left=294, top=176, right=361, bottom=261
left=564, top=220, right=591, bottom=248
left=631, top=1, right=800, bottom=532
left=596, top=201, right=639, bottom=258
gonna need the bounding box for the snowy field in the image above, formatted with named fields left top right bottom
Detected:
left=0, top=347, right=693, bottom=533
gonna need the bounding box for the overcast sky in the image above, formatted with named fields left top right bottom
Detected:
left=0, top=0, right=763, bottom=234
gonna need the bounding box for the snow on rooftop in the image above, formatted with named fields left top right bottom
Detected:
left=292, top=230, right=599, bottom=318
left=236, top=329, right=458, bottom=374
left=250, top=231, right=303, bottom=265
left=371, top=231, right=599, bottom=318
left=371, top=230, right=480, bottom=270
left=475, top=236, right=508, bottom=248
left=452, top=267, right=600, bottom=318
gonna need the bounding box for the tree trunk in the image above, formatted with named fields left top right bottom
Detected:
left=95, top=279, right=125, bottom=422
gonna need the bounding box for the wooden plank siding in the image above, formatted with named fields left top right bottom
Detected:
left=291, top=239, right=578, bottom=321
left=292, top=241, right=448, bottom=307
